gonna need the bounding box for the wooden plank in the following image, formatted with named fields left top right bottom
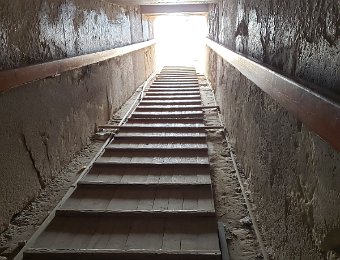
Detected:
left=110, top=146, right=205, bottom=157
left=182, top=189, right=198, bottom=211
left=152, top=82, right=198, bottom=85
left=155, top=73, right=196, bottom=75
left=125, top=119, right=204, bottom=124
left=197, top=189, right=215, bottom=211
left=157, top=73, right=197, bottom=76
left=135, top=105, right=216, bottom=111
left=180, top=220, right=198, bottom=251
left=61, top=189, right=87, bottom=210
left=75, top=189, right=110, bottom=210
left=146, top=167, right=161, bottom=183
left=119, top=168, right=149, bottom=183
left=167, top=188, right=184, bottom=210
left=113, top=134, right=207, bottom=139
left=137, top=189, right=156, bottom=210
left=96, top=157, right=208, bottom=166
left=125, top=218, right=164, bottom=250
left=142, top=95, right=201, bottom=100
left=162, top=219, right=182, bottom=251
left=104, top=147, right=208, bottom=152
left=60, top=192, right=215, bottom=214
left=130, top=113, right=204, bottom=119
left=69, top=223, right=96, bottom=250
left=207, top=38, right=340, bottom=152
left=31, top=219, right=67, bottom=249
left=146, top=88, right=199, bottom=91
left=145, top=91, right=200, bottom=95
left=152, top=81, right=198, bottom=84
left=48, top=220, right=80, bottom=249
left=0, top=40, right=155, bottom=94
left=153, top=189, right=170, bottom=210
left=158, top=167, right=175, bottom=184
left=197, top=221, right=221, bottom=251
left=140, top=100, right=202, bottom=105
left=150, top=86, right=199, bottom=89
left=156, top=79, right=199, bottom=82
left=86, top=223, right=115, bottom=249
left=24, top=249, right=221, bottom=260
left=101, top=125, right=223, bottom=130
left=107, top=188, right=140, bottom=210
left=105, top=220, right=131, bottom=250
left=82, top=165, right=125, bottom=183
left=107, top=143, right=207, bottom=150
left=78, top=182, right=212, bottom=189
left=114, top=125, right=207, bottom=132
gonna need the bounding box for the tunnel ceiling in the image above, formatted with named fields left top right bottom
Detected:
left=108, top=0, right=218, bottom=5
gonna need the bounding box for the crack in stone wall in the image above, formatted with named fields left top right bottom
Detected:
left=20, top=134, right=46, bottom=189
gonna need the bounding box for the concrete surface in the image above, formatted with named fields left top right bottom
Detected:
left=0, top=0, right=155, bottom=234
left=207, top=0, right=340, bottom=259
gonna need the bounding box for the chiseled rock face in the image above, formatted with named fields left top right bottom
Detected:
left=208, top=0, right=339, bottom=94
left=0, top=0, right=155, bottom=233
left=0, top=0, right=154, bottom=70
left=207, top=0, right=340, bottom=259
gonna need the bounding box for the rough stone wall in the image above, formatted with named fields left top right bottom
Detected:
left=0, top=0, right=155, bottom=233
left=0, top=0, right=154, bottom=70
left=208, top=0, right=339, bottom=94
left=207, top=0, right=340, bottom=259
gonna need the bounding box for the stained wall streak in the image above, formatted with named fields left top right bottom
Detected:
left=0, top=0, right=155, bottom=233
left=207, top=0, right=340, bottom=259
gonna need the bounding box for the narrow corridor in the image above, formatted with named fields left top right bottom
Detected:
left=23, top=66, right=223, bottom=260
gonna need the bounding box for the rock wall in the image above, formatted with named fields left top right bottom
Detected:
left=0, top=0, right=154, bottom=70
left=0, top=0, right=155, bottom=233
left=208, top=0, right=339, bottom=94
left=207, top=0, right=340, bottom=259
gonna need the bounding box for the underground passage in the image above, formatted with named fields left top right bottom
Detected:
left=0, top=0, right=339, bottom=259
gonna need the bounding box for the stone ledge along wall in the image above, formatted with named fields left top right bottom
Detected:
left=206, top=0, right=340, bottom=259
left=0, top=0, right=155, bottom=233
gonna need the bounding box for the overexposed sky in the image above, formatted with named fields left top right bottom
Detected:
left=154, top=15, right=208, bottom=73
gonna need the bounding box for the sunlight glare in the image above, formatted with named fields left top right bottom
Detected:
left=154, top=15, right=208, bottom=73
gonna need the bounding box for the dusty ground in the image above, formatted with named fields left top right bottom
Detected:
left=0, top=86, right=144, bottom=260
left=199, top=75, right=263, bottom=259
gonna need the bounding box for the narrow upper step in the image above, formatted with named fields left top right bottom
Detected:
left=146, top=87, right=199, bottom=91
left=61, top=185, right=214, bottom=212
left=140, top=100, right=202, bottom=105
left=142, top=95, right=201, bottom=100
left=82, top=163, right=211, bottom=184
left=144, top=91, right=200, bottom=95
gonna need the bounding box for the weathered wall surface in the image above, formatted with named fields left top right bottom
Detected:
left=0, top=0, right=155, bottom=233
left=207, top=0, right=340, bottom=259
left=208, top=0, right=339, bottom=94
left=0, top=0, right=154, bottom=70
